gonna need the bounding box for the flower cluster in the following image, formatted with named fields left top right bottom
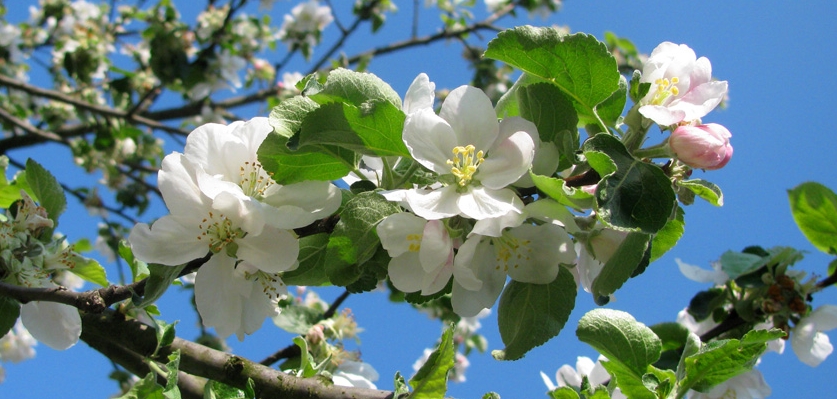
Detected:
left=277, top=0, right=334, bottom=59
left=128, top=117, right=341, bottom=340
left=638, top=42, right=733, bottom=170
left=377, top=74, right=576, bottom=317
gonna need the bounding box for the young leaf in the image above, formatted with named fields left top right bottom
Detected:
left=258, top=130, right=359, bottom=185
left=409, top=324, right=456, bottom=399
left=598, top=360, right=656, bottom=399
left=678, top=179, right=724, bottom=207
left=678, top=329, right=785, bottom=393
left=576, top=308, right=662, bottom=377
left=324, top=192, right=401, bottom=286
left=163, top=350, right=181, bottom=399
left=282, top=233, right=330, bottom=286
left=114, top=372, right=164, bottom=399
left=590, top=232, right=651, bottom=300
left=70, top=257, right=109, bottom=287
left=649, top=205, right=685, bottom=263
left=25, top=158, right=67, bottom=229
left=719, top=250, right=764, bottom=280
left=135, top=263, right=188, bottom=308
left=485, top=28, right=621, bottom=131
left=307, top=68, right=402, bottom=109
left=204, top=379, right=255, bottom=399
left=530, top=173, right=595, bottom=211
left=583, top=134, right=676, bottom=233
left=298, top=101, right=409, bottom=157
left=0, top=297, right=21, bottom=336
left=548, top=387, right=580, bottom=399
left=788, top=182, right=837, bottom=254
left=153, top=319, right=178, bottom=357
left=119, top=240, right=150, bottom=281
left=493, top=267, right=577, bottom=360
left=272, top=305, right=322, bottom=335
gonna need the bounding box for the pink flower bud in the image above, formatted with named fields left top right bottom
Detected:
left=669, top=123, right=733, bottom=170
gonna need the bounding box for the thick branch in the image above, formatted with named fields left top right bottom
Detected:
left=82, top=310, right=394, bottom=399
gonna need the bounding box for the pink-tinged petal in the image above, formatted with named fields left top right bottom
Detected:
left=20, top=301, right=80, bottom=350
left=471, top=210, right=526, bottom=238
left=377, top=213, right=426, bottom=257
left=128, top=217, right=207, bottom=265
left=452, top=237, right=484, bottom=291
left=419, top=220, right=453, bottom=273
left=261, top=181, right=341, bottom=229
left=403, top=73, right=435, bottom=115
left=158, top=153, right=209, bottom=217
left=690, top=57, right=713, bottom=86
left=451, top=238, right=506, bottom=317
left=403, top=109, right=458, bottom=174
left=237, top=226, right=299, bottom=273
left=480, top=127, right=535, bottom=189
left=439, top=86, right=499, bottom=150
left=638, top=105, right=686, bottom=126
left=406, top=186, right=462, bottom=220
left=387, top=251, right=424, bottom=293
left=421, top=259, right=452, bottom=295
left=504, top=224, right=566, bottom=284
left=457, top=187, right=522, bottom=220
left=672, top=80, right=728, bottom=121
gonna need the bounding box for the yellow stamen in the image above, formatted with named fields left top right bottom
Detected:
left=446, top=145, right=485, bottom=187
left=650, top=76, right=680, bottom=105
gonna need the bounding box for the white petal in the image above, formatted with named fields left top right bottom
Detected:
left=555, top=364, right=582, bottom=388
left=505, top=224, right=573, bottom=284
left=184, top=122, right=237, bottom=176
left=20, top=301, right=80, bottom=350
left=540, top=371, right=557, bottom=391
left=470, top=209, right=526, bottom=238
left=377, top=212, right=426, bottom=257
left=638, top=104, right=686, bottom=126
left=452, top=236, right=484, bottom=291
left=128, top=217, right=207, bottom=265
left=439, top=86, right=498, bottom=150
left=671, top=80, right=728, bottom=121
left=237, top=226, right=299, bottom=273
left=419, top=220, right=453, bottom=273
left=479, top=121, right=536, bottom=189
left=676, top=258, right=729, bottom=285
left=406, top=187, right=462, bottom=220
left=158, top=153, right=210, bottom=217
left=808, top=305, right=837, bottom=332
left=457, top=187, right=522, bottom=220
left=387, top=251, right=425, bottom=293
left=261, top=181, right=341, bottom=229
left=403, top=73, right=435, bottom=115
left=403, top=109, right=458, bottom=174
left=451, top=239, right=506, bottom=317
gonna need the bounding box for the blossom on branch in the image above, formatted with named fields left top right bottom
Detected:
left=669, top=123, right=733, bottom=170
left=791, top=304, right=837, bottom=367
left=639, top=42, right=728, bottom=126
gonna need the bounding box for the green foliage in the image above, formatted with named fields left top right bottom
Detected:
left=25, top=158, right=67, bottom=235
left=119, top=240, right=150, bottom=281
left=409, top=324, right=456, bottom=399
left=583, top=134, right=676, bottom=233
left=114, top=372, right=165, bottom=399
left=577, top=309, right=662, bottom=377
left=0, top=296, right=21, bottom=337
left=282, top=233, right=331, bottom=286
left=153, top=319, right=177, bottom=357
left=135, top=262, right=189, bottom=308
left=530, top=173, right=595, bottom=211
left=515, top=82, right=579, bottom=170
left=204, top=379, right=256, bottom=399
left=70, top=256, right=109, bottom=287
left=548, top=387, right=580, bottom=399
left=485, top=28, right=621, bottom=131
left=678, top=179, right=724, bottom=207
left=788, top=182, right=837, bottom=254
left=324, top=192, right=400, bottom=286
left=0, top=156, right=34, bottom=208
left=298, top=101, right=409, bottom=157
left=273, top=305, right=322, bottom=335
left=590, top=232, right=651, bottom=301
left=649, top=205, right=684, bottom=263
left=493, top=267, right=576, bottom=360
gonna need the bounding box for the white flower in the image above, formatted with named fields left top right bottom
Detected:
left=0, top=320, right=37, bottom=363
left=399, top=85, right=535, bottom=220
left=677, top=308, right=719, bottom=337
left=278, top=0, right=334, bottom=49
left=377, top=212, right=454, bottom=296
left=677, top=258, right=729, bottom=286
left=451, top=223, right=575, bottom=317
left=541, top=356, right=625, bottom=398
left=639, top=42, right=728, bottom=126
left=689, top=369, right=771, bottom=399
left=20, top=298, right=81, bottom=350
left=332, top=360, right=379, bottom=389
left=791, top=304, right=837, bottom=367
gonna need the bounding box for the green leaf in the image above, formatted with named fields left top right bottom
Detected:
left=719, top=250, right=764, bottom=280
left=530, top=173, right=595, bottom=211
left=583, top=134, right=676, bottom=233
left=273, top=305, right=322, bottom=334
left=482, top=393, right=501, bottom=399
left=516, top=82, right=579, bottom=170
left=119, top=240, right=149, bottom=281
left=25, top=158, right=67, bottom=229
left=292, top=336, right=319, bottom=378
left=548, top=387, right=580, bottom=399
left=204, top=379, right=255, bottom=399
left=649, top=205, right=685, bottom=263
left=595, top=75, right=627, bottom=128
left=485, top=29, right=621, bottom=131
left=153, top=319, right=177, bottom=357
left=678, top=179, right=724, bottom=207
left=598, top=360, right=655, bottom=399
left=493, top=267, right=576, bottom=360
left=70, top=257, right=109, bottom=287
left=0, top=159, right=34, bottom=208
left=679, top=329, right=785, bottom=393
left=135, top=263, right=188, bottom=308
left=687, top=288, right=726, bottom=322
left=114, top=372, right=164, bottom=399
left=308, top=68, right=402, bottom=109
left=590, top=232, right=651, bottom=300
left=298, top=101, right=409, bottom=157
left=324, top=192, right=401, bottom=286
left=394, top=372, right=410, bottom=397
left=409, top=324, right=455, bottom=399
left=282, top=233, right=330, bottom=286
left=576, top=308, right=661, bottom=377
left=788, top=182, right=837, bottom=254
left=258, top=129, right=358, bottom=185
left=0, top=297, right=21, bottom=336
left=650, top=322, right=690, bottom=352
left=163, top=350, right=181, bottom=399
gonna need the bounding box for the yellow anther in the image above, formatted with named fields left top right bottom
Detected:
left=446, top=144, right=485, bottom=187
left=407, top=233, right=422, bottom=252
left=650, top=76, right=681, bottom=105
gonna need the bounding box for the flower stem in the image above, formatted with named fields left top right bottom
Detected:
left=633, top=141, right=673, bottom=160
left=390, top=160, right=421, bottom=189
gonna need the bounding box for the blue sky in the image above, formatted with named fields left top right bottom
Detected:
left=3, top=1, right=837, bottom=398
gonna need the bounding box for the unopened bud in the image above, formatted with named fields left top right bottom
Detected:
left=669, top=123, right=733, bottom=170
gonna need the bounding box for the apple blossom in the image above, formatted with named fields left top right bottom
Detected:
left=278, top=0, right=334, bottom=54
left=540, top=355, right=626, bottom=399
left=0, top=320, right=37, bottom=363
left=791, top=304, right=837, bottom=367
left=639, top=42, right=728, bottom=126
left=376, top=212, right=454, bottom=296
left=452, top=223, right=575, bottom=317
left=399, top=84, right=536, bottom=220
left=332, top=360, right=379, bottom=389
left=669, top=123, right=733, bottom=170
left=689, top=369, right=771, bottom=399
left=677, top=257, right=730, bottom=286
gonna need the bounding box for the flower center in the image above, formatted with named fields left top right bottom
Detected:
left=407, top=233, right=422, bottom=252
left=446, top=145, right=485, bottom=187
left=250, top=269, right=287, bottom=301
left=239, top=160, right=275, bottom=199
left=492, top=234, right=532, bottom=272
left=650, top=76, right=680, bottom=105
left=196, top=211, right=244, bottom=253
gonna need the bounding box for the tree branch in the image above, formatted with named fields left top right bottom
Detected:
left=82, top=309, right=395, bottom=399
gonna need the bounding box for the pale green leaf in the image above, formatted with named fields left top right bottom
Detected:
left=788, top=182, right=837, bottom=254
left=409, top=324, right=455, bottom=399
left=576, top=308, right=661, bottom=376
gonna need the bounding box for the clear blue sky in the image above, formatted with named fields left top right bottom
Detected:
left=3, top=1, right=837, bottom=398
